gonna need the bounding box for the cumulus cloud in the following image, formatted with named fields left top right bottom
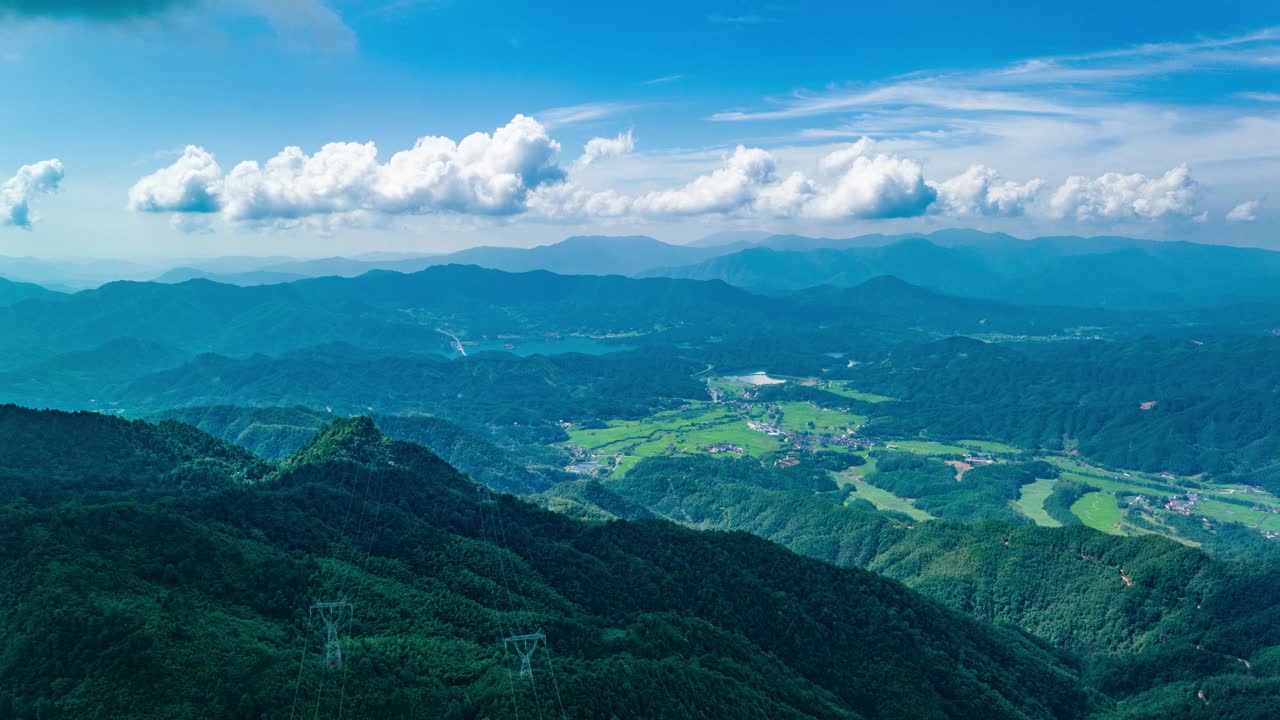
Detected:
left=128, top=145, right=222, bottom=213
left=579, top=131, right=635, bottom=165
left=805, top=140, right=936, bottom=219
left=1047, top=164, right=1199, bottom=221
left=548, top=139, right=935, bottom=222
left=1226, top=200, right=1259, bottom=222
left=1, top=158, right=64, bottom=229
left=129, top=115, right=567, bottom=229
left=632, top=146, right=778, bottom=217
left=934, top=165, right=1045, bottom=217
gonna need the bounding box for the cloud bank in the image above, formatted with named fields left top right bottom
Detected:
left=130, top=115, right=567, bottom=227
left=1047, top=165, right=1199, bottom=221
left=130, top=116, right=1208, bottom=232
left=1, top=159, right=64, bottom=229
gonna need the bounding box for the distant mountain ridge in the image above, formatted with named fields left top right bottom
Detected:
left=0, top=276, right=63, bottom=306
left=643, top=235, right=1280, bottom=308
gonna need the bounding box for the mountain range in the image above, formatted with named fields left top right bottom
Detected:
left=10, top=231, right=1280, bottom=313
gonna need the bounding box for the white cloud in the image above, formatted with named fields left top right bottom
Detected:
left=565, top=139, right=935, bottom=221
left=128, top=145, right=223, bottom=214
left=126, top=117, right=1218, bottom=232
left=934, top=165, right=1045, bottom=217
left=129, top=115, right=567, bottom=227
left=527, top=183, right=632, bottom=221
left=1226, top=200, right=1260, bottom=222
left=1, top=158, right=64, bottom=230
left=579, top=131, right=635, bottom=165
left=1047, top=164, right=1199, bottom=221
left=632, top=146, right=778, bottom=217
left=805, top=140, right=936, bottom=219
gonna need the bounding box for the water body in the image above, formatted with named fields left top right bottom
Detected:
left=724, top=371, right=786, bottom=386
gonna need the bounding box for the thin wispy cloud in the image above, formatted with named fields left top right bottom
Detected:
left=706, top=13, right=778, bottom=25
left=536, top=101, right=643, bottom=128
left=642, top=74, right=685, bottom=86
left=712, top=27, right=1280, bottom=123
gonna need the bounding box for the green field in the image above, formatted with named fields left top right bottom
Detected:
left=1071, top=492, right=1127, bottom=535
left=1016, top=478, right=1062, bottom=527
left=884, top=440, right=972, bottom=456
left=773, top=401, right=866, bottom=434
left=958, top=439, right=1023, bottom=455
left=842, top=475, right=935, bottom=522
left=1046, top=455, right=1280, bottom=529
left=825, top=382, right=895, bottom=403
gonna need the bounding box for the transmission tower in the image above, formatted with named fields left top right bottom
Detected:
left=311, top=601, right=353, bottom=669
left=504, top=632, right=546, bottom=679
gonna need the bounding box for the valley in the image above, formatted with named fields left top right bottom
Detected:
left=4, top=232, right=1280, bottom=718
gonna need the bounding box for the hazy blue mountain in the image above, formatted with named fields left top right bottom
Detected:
left=178, top=236, right=744, bottom=281
left=0, top=276, right=63, bottom=306
left=646, top=236, right=1280, bottom=308
left=0, top=256, right=159, bottom=290
left=436, top=234, right=736, bottom=275
left=686, top=229, right=773, bottom=247
left=152, top=266, right=309, bottom=286
left=788, top=275, right=1104, bottom=335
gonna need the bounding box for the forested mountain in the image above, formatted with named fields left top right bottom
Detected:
left=0, top=408, right=1099, bottom=720
left=3, top=262, right=1277, bottom=488
left=836, top=335, right=1280, bottom=483
left=0, top=265, right=780, bottom=363
left=156, top=405, right=572, bottom=494
left=567, top=453, right=1280, bottom=717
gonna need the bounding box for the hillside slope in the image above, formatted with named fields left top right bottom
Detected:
left=0, top=407, right=1094, bottom=720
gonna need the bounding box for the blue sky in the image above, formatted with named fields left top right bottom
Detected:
left=1, top=0, right=1278, bottom=257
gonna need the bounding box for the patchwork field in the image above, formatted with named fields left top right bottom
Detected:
left=563, top=402, right=782, bottom=476
left=770, top=401, right=866, bottom=434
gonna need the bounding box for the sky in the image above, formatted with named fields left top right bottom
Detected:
left=1, top=0, right=1278, bottom=258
